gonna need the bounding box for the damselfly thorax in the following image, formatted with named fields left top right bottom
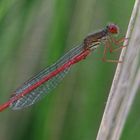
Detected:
left=83, top=24, right=119, bottom=50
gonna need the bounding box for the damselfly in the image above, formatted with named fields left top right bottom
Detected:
left=0, top=23, right=125, bottom=111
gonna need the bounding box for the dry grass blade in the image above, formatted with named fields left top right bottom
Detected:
left=96, top=0, right=140, bottom=140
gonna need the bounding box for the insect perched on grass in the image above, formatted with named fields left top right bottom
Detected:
left=0, top=23, right=125, bottom=111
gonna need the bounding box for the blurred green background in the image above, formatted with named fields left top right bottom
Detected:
left=0, top=0, right=136, bottom=140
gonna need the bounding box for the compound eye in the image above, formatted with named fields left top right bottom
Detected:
left=108, top=24, right=119, bottom=34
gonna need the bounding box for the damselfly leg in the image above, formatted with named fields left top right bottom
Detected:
left=101, top=37, right=126, bottom=63
left=109, top=36, right=127, bottom=53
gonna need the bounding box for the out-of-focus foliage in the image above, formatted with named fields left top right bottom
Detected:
left=0, top=0, right=135, bottom=140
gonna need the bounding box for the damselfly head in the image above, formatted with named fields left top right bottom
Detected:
left=106, top=23, right=119, bottom=34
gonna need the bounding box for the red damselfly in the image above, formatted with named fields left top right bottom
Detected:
left=0, top=23, right=125, bottom=111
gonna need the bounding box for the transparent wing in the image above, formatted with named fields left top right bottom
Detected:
left=10, top=44, right=84, bottom=110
